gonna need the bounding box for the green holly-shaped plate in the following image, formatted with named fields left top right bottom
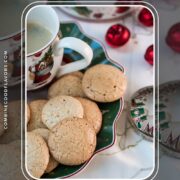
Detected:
left=39, top=22, right=124, bottom=178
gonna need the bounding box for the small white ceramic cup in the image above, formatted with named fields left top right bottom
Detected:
left=26, top=5, right=93, bottom=90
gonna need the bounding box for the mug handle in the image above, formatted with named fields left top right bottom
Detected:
left=53, top=37, right=93, bottom=77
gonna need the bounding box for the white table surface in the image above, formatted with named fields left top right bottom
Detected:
left=54, top=7, right=155, bottom=179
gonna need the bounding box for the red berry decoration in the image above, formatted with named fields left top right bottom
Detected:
left=93, top=13, right=103, bottom=19
left=138, top=8, right=153, bottom=27
left=166, top=23, right=180, bottom=53
left=34, top=51, right=42, bottom=57
left=145, top=45, right=154, bottom=65
left=116, top=7, right=130, bottom=13
left=105, top=24, right=130, bottom=47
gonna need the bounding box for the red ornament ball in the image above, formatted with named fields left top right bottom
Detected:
left=138, top=8, right=153, bottom=27
left=166, top=23, right=180, bottom=53
left=105, top=24, right=130, bottom=47
left=144, top=45, right=154, bottom=65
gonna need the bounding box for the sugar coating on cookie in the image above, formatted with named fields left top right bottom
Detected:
left=32, top=128, right=59, bottom=173
left=48, top=117, right=96, bottom=166
left=27, top=100, right=47, bottom=131
left=42, top=96, right=84, bottom=129
left=76, top=97, right=102, bottom=134
left=48, top=74, right=86, bottom=98
left=82, top=64, right=127, bottom=102
left=26, top=132, right=49, bottom=178
left=0, top=103, right=5, bottom=137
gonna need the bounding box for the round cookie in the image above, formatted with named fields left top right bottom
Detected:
left=48, top=74, right=86, bottom=98
left=27, top=100, right=47, bottom=131
left=82, top=64, right=127, bottom=102
left=26, top=132, right=49, bottom=178
left=0, top=101, right=21, bottom=144
left=0, top=140, right=25, bottom=180
left=76, top=97, right=102, bottom=134
left=0, top=103, right=5, bottom=137
left=32, top=128, right=49, bottom=140
left=66, top=71, right=83, bottom=79
left=26, top=104, right=30, bottom=125
left=42, top=96, right=84, bottom=129
left=32, top=128, right=59, bottom=173
left=48, top=117, right=96, bottom=165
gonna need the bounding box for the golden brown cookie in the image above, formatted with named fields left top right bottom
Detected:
left=42, top=96, right=84, bottom=129
left=82, top=64, right=127, bottom=102
left=76, top=97, right=102, bottom=134
left=48, top=117, right=96, bottom=165
left=48, top=74, right=86, bottom=98
left=0, top=103, right=5, bottom=137
left=0, top=101, right=21, bottom=144
left=26, top=132, right=49, bottom=178
left=32, top=128, right=59, bottom=173
left=26, top=104, right=30, bottom=125
left=66, top=71, right=83, bottom=79
left=27, top=100, right=47, bottom=131
left=8, top=62, right=14, bottom=76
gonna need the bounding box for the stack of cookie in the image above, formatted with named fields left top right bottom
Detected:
left=27, top=64, right=127, bottom=178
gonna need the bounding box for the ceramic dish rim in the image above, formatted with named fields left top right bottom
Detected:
left=59, top=6, right=134, bottom=22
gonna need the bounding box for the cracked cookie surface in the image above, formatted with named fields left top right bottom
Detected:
left=48, top=117, right=96, bottom=166
left=82, top=64, right=127, bottom=102
left=76, top=97, right=102, bottom=134
left=32, top=128, right=59, bottom=173
left=28, top=100, right=47, bottom=131
left=42, top=96, right=84, bottom=129
left=48, top=74, right=86, bottom=98
left=26, top=132, right=49, bottom=178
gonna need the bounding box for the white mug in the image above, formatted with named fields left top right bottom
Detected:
left=26, top=5, right=93, bottom=90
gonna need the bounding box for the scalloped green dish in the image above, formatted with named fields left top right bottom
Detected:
left=42, top=22, right=124, bottom=178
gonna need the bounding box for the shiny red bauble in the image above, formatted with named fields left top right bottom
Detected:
left=166, top=23, right=180, bottom=53
left=138, top=8, right=153, bottom=27
left=144, top=45, right=154, bottom=65
left=105, top=24, right=131, bottom=47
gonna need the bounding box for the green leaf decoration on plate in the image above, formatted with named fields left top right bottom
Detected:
left=42, top=22, right=124, bottom=178
left=72, top=7, right=92, bottom=17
